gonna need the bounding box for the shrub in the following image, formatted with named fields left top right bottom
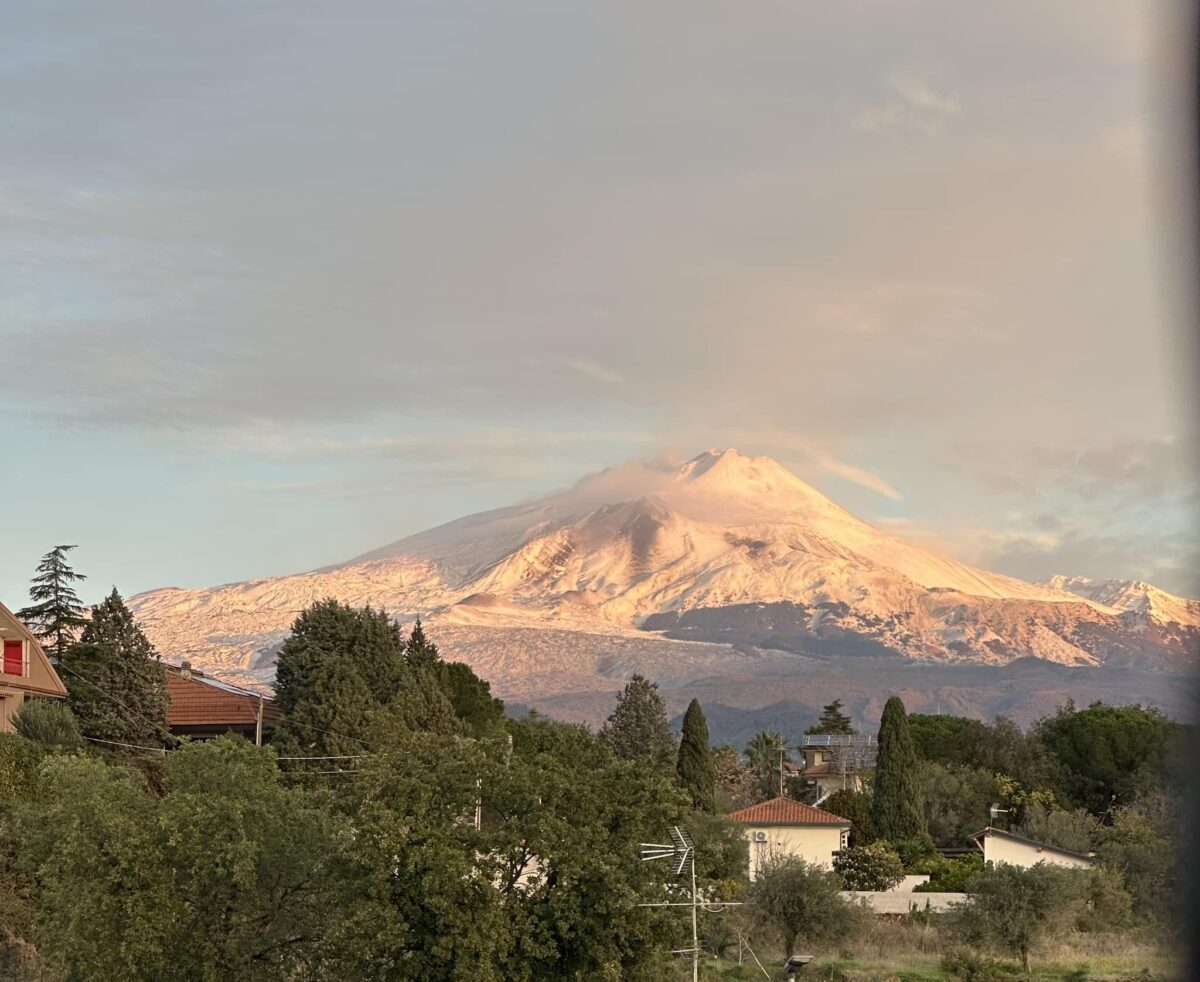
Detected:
left=747, top=855, right=867, bottom=955
left=913, top=852, right=983, bottom=892
left=0, top=735, right=44, bottom=805
left=892, top=831, right=938, bottom=870
left=940, top=948, right=1018, bottom=982
left=14, top=700, right=82, bottom=752
left=833, top=842, right=905, bottom=891
left=950, top=862, right=1079, bottom=972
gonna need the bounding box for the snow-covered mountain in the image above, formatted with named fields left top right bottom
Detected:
left=1042, top=575, right=1200, bottom=630
left=128, top=449, right=1198, bottom=701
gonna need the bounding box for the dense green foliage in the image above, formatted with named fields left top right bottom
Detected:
left=823, top=789, right=876, bottom=846
left=746, top=856, right=866, bottom=955
left=871, top=697, right=925, bottom=842
left=0, top=592, right=1185, bottom=978
left=13, top=700, right=82, bottom=752
left=912, top=852, right=984, bottom=892
left=832, top=842, right=904, bottom=891
left=15, top=545, right=87, bottom=662
left=61, top=589, right=170, bottom=747
left=599, top=674, right=675, bottom=770
left=952, top=862, right=1132, bottom=971
left=676, top=699, right=715, bottom=811
left=917, top=760, right=1001, bottom=847
left=806, top=699, right=854, bottom=735
left=1036, top=701, right=1183, bottom=815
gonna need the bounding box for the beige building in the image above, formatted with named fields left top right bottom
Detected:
left=797, top=734, right=876, bottom=800
left=728, top=796, right=851, bottom=881
left=0, top=601, right=68, bottom=733
left=970, top=827, right=1096, bottom=870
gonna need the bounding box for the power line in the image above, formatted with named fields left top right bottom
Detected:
left=57, top=661, right=171, bottom=741
left=84, top=736, right=167, bottom=754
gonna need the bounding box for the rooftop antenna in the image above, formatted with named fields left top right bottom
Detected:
left=639, top=825, right=742, bottom=982
left=989, top=803, right=1010, bottom=824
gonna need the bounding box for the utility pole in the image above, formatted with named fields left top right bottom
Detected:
left=255, top=695, right=264, bottom=747
left=639, top=826, right=742, bottom=981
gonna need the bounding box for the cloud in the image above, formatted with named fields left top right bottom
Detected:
left=852, top=72, right=961, bottom=135
left=564, top=358, right=624, bottom=385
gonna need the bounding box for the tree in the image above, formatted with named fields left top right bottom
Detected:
left=62, top=589, right=169, bottom=746
left=806, top=699, right=854, bottom=735
left=712, top=746, right=757, bottom=811
left=439, top=661, right=505, bottom=737
left=871, top=696, right=925, bottom=842
left=1036, top=702, right=1182, bottom=815
left=746, top=856, right=865, bottom=955
left=952, top=863, right=1078, bottom=972
left=917, top=760, right=1001, bottom=847
left=273, top=599, right=407, bottom=756
left=676, top=699, right=715, bottom=812
left=600, top=674, right=675, bottom=769
left=16, top=545, right=87, bottom=663
left=832, top=842, right=904, bottom=891
left=907, top=713, right=989, bottom=765
left=1014, top=801, right=1099, bottom=855
left=24, top=740, right=351, bottom=980
left=405, top=618, right=441, bottom=673
left=745, top=730, right=788, bottom=798
left=823, top=789, right=876, bottom=846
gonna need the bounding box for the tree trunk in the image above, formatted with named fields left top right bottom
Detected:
left=1020, top=944, right=1030, bottom=973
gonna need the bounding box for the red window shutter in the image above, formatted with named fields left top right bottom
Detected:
left=3, top=640, right=23, bottom=676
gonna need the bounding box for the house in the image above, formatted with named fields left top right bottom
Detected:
left=969, top=827, right=1096, bottom=870
left=0, top=601, right=68, bottom=734
left=165, top=662, right=278, bottom=743
left=728, top=796, right=851, bottom=880
left=798, top=733, right=877, bottom=800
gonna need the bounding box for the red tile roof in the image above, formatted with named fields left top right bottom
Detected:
left=166, top=667, right=279, bottom=727
left=727, top=796, right=850, bottom=826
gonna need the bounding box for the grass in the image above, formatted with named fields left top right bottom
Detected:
left=673, top=921, right=1179, bottom=982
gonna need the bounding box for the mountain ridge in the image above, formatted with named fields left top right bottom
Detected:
left=126, top=449, right=1198, bottom=710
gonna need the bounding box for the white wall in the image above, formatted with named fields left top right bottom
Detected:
left=982, top=835, right=1094, bottom=870
left=745, top=825, right=846, bottom=880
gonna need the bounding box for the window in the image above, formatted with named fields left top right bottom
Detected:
left=2, top=639, right=25, bottom=676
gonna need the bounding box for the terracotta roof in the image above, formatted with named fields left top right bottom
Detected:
left=166, top=667, right=279, bottom=727
left=727, top=796, right=850, bottom=826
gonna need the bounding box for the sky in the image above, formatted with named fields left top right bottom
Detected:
left=2, top=1, right=1198, bottom=605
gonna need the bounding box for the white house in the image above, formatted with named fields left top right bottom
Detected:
left=728, top=796, right=850, bottom=881
left=970, top=827, right=1096, bottom=870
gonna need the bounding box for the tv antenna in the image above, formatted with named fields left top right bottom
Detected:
left=989, top=803, right=1011, bottom=823
left=639, top=826, right=742, bottom=982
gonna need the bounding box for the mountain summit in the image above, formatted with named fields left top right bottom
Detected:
left=127, top=450, right=1198, bottom=708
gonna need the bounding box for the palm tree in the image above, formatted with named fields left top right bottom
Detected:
left=745, top=730, right=790, bottom=798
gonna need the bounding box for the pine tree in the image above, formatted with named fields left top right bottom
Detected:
left=871, top=696, right=926, bottom=842
left=405, top=619, right=441, bottom=673
left=16, top=545, right=87, bottom=662
left=676, top=698, right=715, bottom=812
left=63, top=587, right=169, bottom=745
left=806, top=699, right=855, bottom=736
left=600, top=674, right=675, bottom=769
left=274, top=599, right=408, bottom=756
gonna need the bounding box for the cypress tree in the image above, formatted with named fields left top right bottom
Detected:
left=676, top=698, right=715, bottom=811
left=16, top=545, right=87, bottom=663
left=600, top=674, right=675, bottom=769
left=871, top=696, right=926, bottom=842
left=63, top=587, right=169, bottom=745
